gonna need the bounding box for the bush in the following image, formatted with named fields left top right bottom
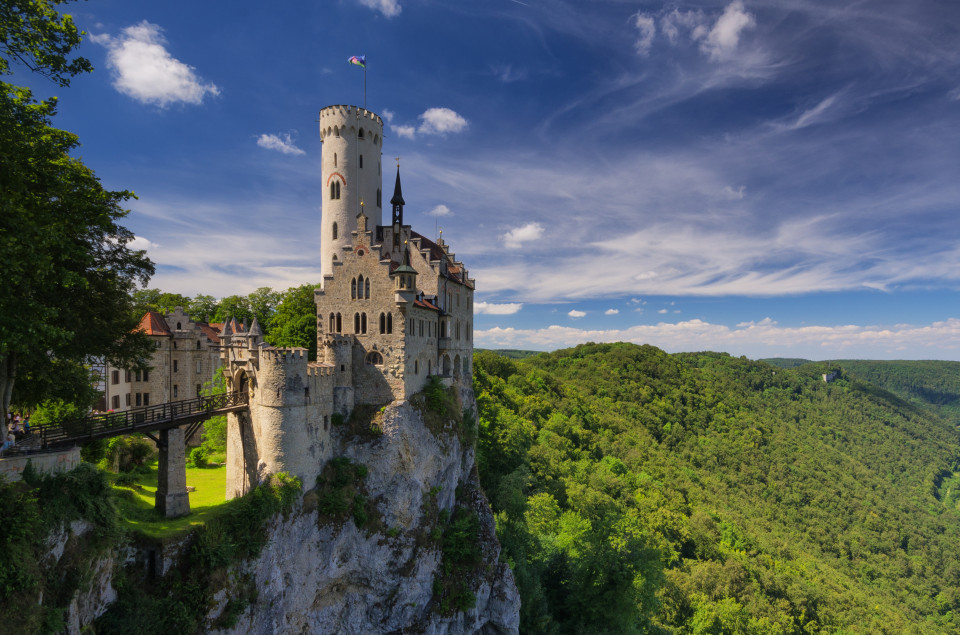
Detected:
left=190, top=446, right=209, bottom=468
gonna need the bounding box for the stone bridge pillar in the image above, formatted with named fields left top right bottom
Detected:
left=156, top=428, right=191, bottom=518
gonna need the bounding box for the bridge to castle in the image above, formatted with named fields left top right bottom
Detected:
left=29, top=391, right=249, bottom=517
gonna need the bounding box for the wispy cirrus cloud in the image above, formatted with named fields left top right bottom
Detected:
left=91, top=21, right=219, bottom=107
left=475, top=301, right=523, bottom=315
left=356, top=0, right=401, bottom=18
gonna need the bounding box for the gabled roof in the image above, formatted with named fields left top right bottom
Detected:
left=136, top=311, right=172, bottom=336
left=414, top=297, right=440, bottom=311
left=197, top=323, right=221, bottom=344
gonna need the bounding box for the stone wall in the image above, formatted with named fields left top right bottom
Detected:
left=0, top=446, right=81, bottom=482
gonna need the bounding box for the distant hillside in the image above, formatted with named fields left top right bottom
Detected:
left=475, top=348, right=543, bottom=360
left=474, top=343, right=960, bottom=634
left=830, top=359, right=960, bottom=420
left=759, top=357, right=812, bottom=368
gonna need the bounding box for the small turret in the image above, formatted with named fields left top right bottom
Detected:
left=247, top=316, right=262, bottom=350
left=393, top=242, right=418, bottom=303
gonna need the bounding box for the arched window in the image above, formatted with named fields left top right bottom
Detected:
left=366, top=351, right=383, bottom=365
left=354, top=312, right=360, bottom=333
left=332, top=222, right=338, bottom=240
left=336, top=313, right=342, bottom=333
left=365, top=278, right=370, bottom=299
left=334, top=126, right=340, bottom=137
left=358, top=128, right=365, bottom=139
left=351, top=278, right=357, bottom=299
left=176, top=322, right=182, bottom=330
left=361, top=313, right=367, bottom=333
left=196, top=341, right=201, bottom=350
left=387, top=313, right=393, bottom=334
left=379, top=312, right=386, bottom=334
left=329, top=313, right=335, bottom=332
left=334, top=152, right=337, bottom=167
left=359, top=154, right=363, bottom=168
left=357, top=275, right=364, bottom=299
left=330, top=182, right=336, bottom=200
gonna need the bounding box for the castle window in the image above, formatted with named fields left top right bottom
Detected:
left=330, top=181, right=341, bottom=200
left=196, top=360, right=202, bottom=373
left=358, top=275, right=364, bottom=299
left=173, top=385, right=178, bottom=398
left=387, top=313, right=393, bottom=334
left=374, top=134, right=379, bottom=145
left=125, top=370, right=131, bottom=383
left=359, top=154, right=363, bottom=168
left=394, top=233, right=399, bottom=247
left=351, top=278, right=357, bottom=299
left=379, top=312, right=386, bottom=334
left=415, top=360, right=419, bottom=374
left=177, top=322, right=182, bottom=330
left=332, top=222, right=338, bottom=239
left=419, top=320, right=423, bottom=337
left=196, top=341, right=201, bottom=350
left=329, top=313, right=335, bottom=332
left=144, top=370, right=150, bottom=381
left=334, top=152, right=337, bottom=167
left=173, top=341, right=177, bottom=349
left=334, top=126, right=340, bottom=137
left=365, top=278, right=370, bottom=299
left=336, top=313, right=342, bottom=333
left=361, top=312, right=367, bottom=333
left=135, top=370, right=141, bottom=382
left=111, top=370, right=119, bottom=385
left=354, top=312, right=360, bottom=333
left=173, top=360, right=179, bottom=372
left=125, top=393, right=131, bottom=406
left=366, top=351, right=383, bottom=366
left=143, top=393, right=150, bottom=406
left=358, top=128, right=364, bottom=139
left=135, top=393, right=141, bottom=407
left=428, top=360, right=432, bottom=375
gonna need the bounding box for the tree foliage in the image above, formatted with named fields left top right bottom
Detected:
left=0, top=0, right=92, bottom=86
left=475, top=343, right=960, bottom=633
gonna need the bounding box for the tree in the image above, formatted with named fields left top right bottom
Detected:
left=0, top=0, right=93, bottom=86
left=187, top=294, right=219, bottom=323
left=212, top=295, right=253, bottom=326
left=247, top=286, right=280, bottom=329
left=129, top=288, right=191, bottom=319
left=1, top=1, right=154, bottom=417
left=267, top=284, right=320, bottom=360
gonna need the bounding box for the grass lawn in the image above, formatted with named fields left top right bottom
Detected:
left=111, top=461, right=230, bottom=539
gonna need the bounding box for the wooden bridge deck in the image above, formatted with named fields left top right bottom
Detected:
left=32, top=391, right=248, bottom=449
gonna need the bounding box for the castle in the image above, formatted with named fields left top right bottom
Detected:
left=219, top=105, right=475, bottom=497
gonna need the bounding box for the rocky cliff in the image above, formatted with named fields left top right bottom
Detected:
left=209, top=387, right=520, bottom=634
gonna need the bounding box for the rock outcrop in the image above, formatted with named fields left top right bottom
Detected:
left=209, top=386, right=520, bottom=634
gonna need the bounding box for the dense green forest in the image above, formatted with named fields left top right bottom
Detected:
left=474, top=344, right=960, bottom=633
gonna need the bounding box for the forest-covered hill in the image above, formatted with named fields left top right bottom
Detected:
left=474, top=344, right=960, bottom=634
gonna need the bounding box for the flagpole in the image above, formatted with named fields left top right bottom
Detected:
left=364, top=66, right=367, bottom=110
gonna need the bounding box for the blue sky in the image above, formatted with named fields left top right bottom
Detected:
left=14, top=0, right=960, bottom=360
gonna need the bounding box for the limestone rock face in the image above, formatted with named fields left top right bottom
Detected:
left=213, top=388, right=520, bottom=635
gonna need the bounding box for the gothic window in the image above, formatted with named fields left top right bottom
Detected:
left=173, top=385, right=179, bottom=398
left=334, top=126, right=340, bottom=137
left=361, top=313, right=367, bottom=333
left=379, top=312, right=386, bottom=334
left=329, top=313, right=335, bottom=332
left=365, top=278, right=370, bottom=299
left=333, top=222, right=338, bottom=240
left=330, top=182, right=335, bottom=200
left=176, top=322, right=182, bottom=330
left=358, top=275, right=364, bottom=299
left=334, top=153, right=337, bottom=167
left=387, top=313, right=393, bottom=334
left=336, top=313, right=342, bottom=333
left=359, top=154, right=363, bottom=168
left=351, top=278, right=357, bottom=299
left=366, top=351, right=383, bottom=366
left=354, top=312, right=360, bottom=333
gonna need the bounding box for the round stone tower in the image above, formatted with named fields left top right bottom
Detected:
left=319, top=105, right=384, bottom=279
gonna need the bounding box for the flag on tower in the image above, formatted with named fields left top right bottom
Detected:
left=348, top=55, right=366, bottom=68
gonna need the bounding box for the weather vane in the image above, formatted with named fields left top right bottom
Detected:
left=395, top=156, right=400, bottom=168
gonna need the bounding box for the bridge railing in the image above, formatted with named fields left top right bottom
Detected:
left=33, top=391, right=248, bottom=448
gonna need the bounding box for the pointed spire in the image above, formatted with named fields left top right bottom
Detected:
left=248, top=316, right=262, bottom=337
left=391, top=166, right=405, bottom=226
left=230, top=317, right=240, bottom=334
left=219, top=319, right=233, bottom=337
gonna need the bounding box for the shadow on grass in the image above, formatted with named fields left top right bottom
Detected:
left=111, top=461, right=229, bottom=540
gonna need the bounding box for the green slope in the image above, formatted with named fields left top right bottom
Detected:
left=474, top=344, right=960, bottom=634
left=830, top=360, right=960, bottom=420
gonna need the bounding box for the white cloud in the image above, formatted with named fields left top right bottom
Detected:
left=721, top=185, right=746, bottom=200
left=129, top=236, right=157, bottom=251
left=568, top=310, right=586, bottom=318
left=501, top=222, right=544, bottom=249
left=392, top=125, right=416, bottom=139
left=605, top=308, right=619, bottom=315
left=91, top=21, right=219, bottom=107
left=658, top=308, right=669, bottom=314
left=418, top=108, right=469, bottom=135
left=700, top=1, right=756, bottom=61
left=256, top=133, right=306, bottom=156
left=632, top=13, right=656, bottom=56
left=381, top=108, right=395, bottom=122
left=475, top=301, right=523, bottom=315
left=474, top=318, right=960, bottom=361
left=356, top=0, right=401, bottom=18
left=427, top=204, right=452, bottom=217
left=493, top=64, right=527, bottom=83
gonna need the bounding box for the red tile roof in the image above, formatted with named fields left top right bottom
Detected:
left=136, top=311, right=172, bottom=336
left=197, top=323, right=221, bottom=344
left=415, top=297, right=440, bottom=311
